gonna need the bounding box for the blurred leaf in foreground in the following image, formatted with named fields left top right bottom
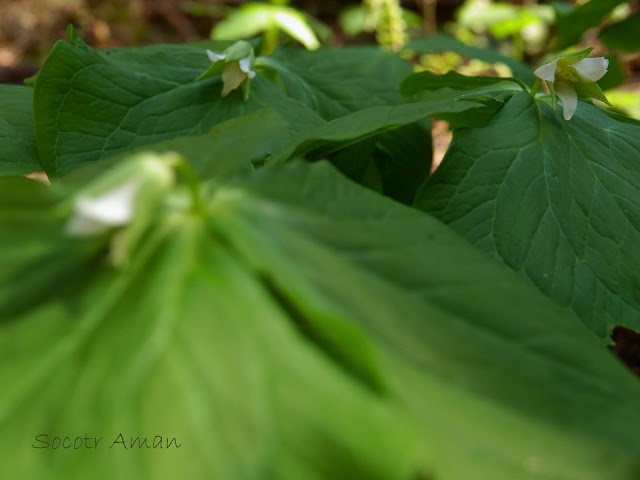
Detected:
left=1, top=153, right=639, bottom=480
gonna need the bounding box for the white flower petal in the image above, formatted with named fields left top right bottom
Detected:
left=221, top=63, right=248, bottom=97
left=238, top=56, right=256, bottom=79
left=556, top=83, right=578, bottom=121
left=75, top=180, right=139, bottom=226
left=534, top=59, right=558, bottom=82
left=206, top=49, right=226, bottom=63
left=573, top=57, right=608, bottom=82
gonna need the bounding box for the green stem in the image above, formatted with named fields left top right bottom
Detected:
left=530, top=78, right=542, bottom=98
left=174, top=158, right=204, bottom=213
left=262, top=27, right=279, bottom=55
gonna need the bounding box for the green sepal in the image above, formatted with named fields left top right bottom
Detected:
left=223, top=40, right=255, bottom=62
left=551, top=46, right=594, bottom=64
left=194, top=61, right=224, bottom=82
left=573, top=78, right=611, bottom=105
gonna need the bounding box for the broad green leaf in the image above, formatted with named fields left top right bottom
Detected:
left=599, top=11, right=640, bottom=51
left=553, top=0, right=627, bottom=50
left=0, top=162, right=417, bottom=480
left=0, top=177, right=96, bottom=318
left=401, top=70, right=524, bottom=97
left=33, top=39, right=322, bottom=178
left=224, top=164, right=640, bottom=480
left=400, top=70, right=523, bottom=128
left=0, top=85, right=41, bottom=175
left=131, top=108, right=296, bottom=177
left=267, top=97, right=483, bottom=166
left=260, top=46, right=433, bottom=202
left=2, top=156, right=639, bottom=480
left=211, top=3, right=320, bottom=50
left=0, top=223, right=418, bottom=480
left=62, top=107, right=309, bottom=185
left=415, top=91, right=640, bottom=336
left=370, top=125, right=431, bottom=203
left=327, top=135, right=382, bottom=193
left=264, top=46, right=416, bottom=120
left=403, top=34, right=536, bottom=85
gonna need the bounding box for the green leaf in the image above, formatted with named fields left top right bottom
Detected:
left=227, top=161, right=640, bottom=478
left=370, top=121, right=433, bottom=203
left=415, top=91, right=640, bottom=336
left=401, top=70, right=524, bottom=98
left=143, top=108, right=295, bottom=177
left=0, top=221, right=417, bottom=480
left=265, top=46, right=415, bottom=120
left=33, top=40, right=321, bottom=178
left=0, top=177, right=96, bottom=318
left=403, top=34, right=536, bottom=85
left=0, top=85, right=42, bottom=175
left=261, top=46, right=434, bottom=203
left=267, top=97, right=483, bottom=166
left=3, top=158, right=639, bottom=479
left=211, top=3, right=320, bottom=50
left=553, top=0, right=627, bottom=50
left=400, top=70, right=523, bottom=128
left=67, top=107, right=310, bottom=184
left=600, top=11, right=640, bottom=51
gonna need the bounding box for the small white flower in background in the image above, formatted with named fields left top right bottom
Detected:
left=67, top=180, right=139, bottom=236
left=66, top=153, right=177, bottom=238
left=207, top=49, right=256, bottom=97
left=533, top=48, right=610, bottom=121
left=197, top=41, right=256, bottom=99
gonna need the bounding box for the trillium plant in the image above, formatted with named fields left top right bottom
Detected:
left=531, top=47, right=610, bottom=120
left=197, top=40, right=257, bottom=98
left=1, top=25, right=640, bottom=480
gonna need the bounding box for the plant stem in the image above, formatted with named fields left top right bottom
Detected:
left=419, top=0, right=438, bottom=36
left=262, top=26, right=279, bottom=55
left=174, top=158, right=204, bottom=213
left=530, top=78, right=542, bottom=97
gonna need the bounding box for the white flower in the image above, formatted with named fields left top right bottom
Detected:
left=533, top=49, right=609, bottom=121
left=204, top=41, right=256, bottom=98
left=65, top=152, right=177, bottom=238
left=67, top=180, right=139, bottom=236
left=206, top=51, right=227, bottom=63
